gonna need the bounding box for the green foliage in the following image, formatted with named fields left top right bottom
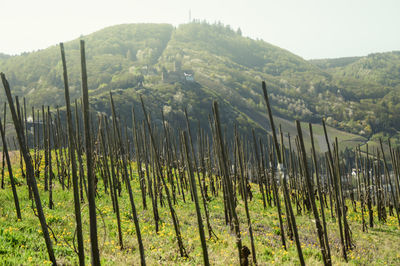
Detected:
left=309, top=56, right=362, bottom=69
left=1, top=159, right=399, bottom=265
left=1, top=22, right=400, bottom=145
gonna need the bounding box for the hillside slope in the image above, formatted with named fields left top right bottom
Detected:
left=310, top=52, right=400, bottom=144
left=1, top=22, right=397, bottom=147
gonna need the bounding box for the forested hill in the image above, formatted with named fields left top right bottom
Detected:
left=0, top=22, right=399, bottom=146
left=309, top=51, right=400, bottom=144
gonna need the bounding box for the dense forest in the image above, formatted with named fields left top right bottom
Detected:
left=0, top=22, right=399, bottom=146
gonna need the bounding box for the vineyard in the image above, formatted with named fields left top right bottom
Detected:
left=0, top=41, right=399, bottom=265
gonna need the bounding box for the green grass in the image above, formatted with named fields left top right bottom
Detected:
left=0, top=162, right=399, bottom=265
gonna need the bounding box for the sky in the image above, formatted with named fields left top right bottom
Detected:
left=1, top=0, right=399, bottom=59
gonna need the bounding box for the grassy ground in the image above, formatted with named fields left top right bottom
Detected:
left=272, top=116, right=367, bottom=153
left=0, top=163, right=399, bottom=265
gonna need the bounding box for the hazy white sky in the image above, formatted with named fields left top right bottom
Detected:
left=1, top=0, right=399, bottom=59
